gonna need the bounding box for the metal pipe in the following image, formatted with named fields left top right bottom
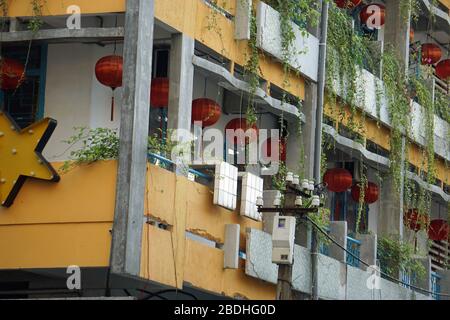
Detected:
left=312, top=0, right=329, bottom=301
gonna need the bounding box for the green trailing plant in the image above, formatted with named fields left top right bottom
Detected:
left=381, top=48, right=411, bottom=194
left=244, top=10, right=260, bottom=126
left=29, top=0, right=45, bottom=32
left=60, top=127, right=178, bottom=173
left=326, top=4, right=375, bottom=132
left=377, top=236, right=426, bottom=281
left=355, top=161, right=368, bottom=234
left=60, top=127, right=120, bottom=172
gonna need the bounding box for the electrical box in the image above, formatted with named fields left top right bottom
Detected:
left=271, top=216, right=296, bottom=265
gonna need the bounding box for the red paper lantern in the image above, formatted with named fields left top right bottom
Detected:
left=360, top=4, right=385, bottom=29
left=428, top=219, right=450, bottom=241
left=421, top=43, right=442, bottom=65
left=191, top=98, right=221, bottom=127
left=151, top=77, right=169, bottom=108
left=225, top=118, right=258, bottom=146
left=404, top=209, right=430, bottom=232
left=323, top=168, right=353, bottom=193
left=435, top=59, right=450, bottom=80
left=351, top=182, right=379, bottom=204
left=95, top=55, right=123, bottom=121
left=335, top=0, right=362, bottom=9
left=262, top=138, right=287, bottom=162
left=0, top=58, right=25, bottom=91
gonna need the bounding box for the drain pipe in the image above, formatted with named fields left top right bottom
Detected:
left=311, top=0, right=329, bottom=301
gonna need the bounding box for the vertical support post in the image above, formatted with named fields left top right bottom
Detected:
left=167, top=33, right=195, bottom=176
left=384, top=0, right=411, bottom=73
left=329, top=221, right=348, bottom=263
left=357, top=233, right=378, bottom=271
left=110, top=0, right=154, bottom=276
left=312, top=0, right=329, bottom=301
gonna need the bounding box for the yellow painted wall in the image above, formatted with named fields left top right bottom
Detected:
left=142, top=164, right=276, bottom=299
left=0, top=161, right=117, bottom=269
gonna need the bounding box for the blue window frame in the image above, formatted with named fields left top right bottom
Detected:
left=0, top=44, right=48, bottom=128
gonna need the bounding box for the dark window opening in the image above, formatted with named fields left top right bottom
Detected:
left=1, top=44, right=47, bottom=129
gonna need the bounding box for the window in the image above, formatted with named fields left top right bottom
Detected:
left=1, top=44, right=47, bottom=129
left=278, top=218, right=286, bottom=228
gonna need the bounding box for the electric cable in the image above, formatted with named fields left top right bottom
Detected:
left=304, top=215, right=450, bottom=298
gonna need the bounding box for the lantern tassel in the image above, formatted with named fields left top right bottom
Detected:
left=111, top=95, right=115, bottom=122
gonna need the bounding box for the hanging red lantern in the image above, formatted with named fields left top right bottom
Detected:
left=95, top=55, right=123, bottom=121
left=323, top=168, right=353, bottom=193
left=351, top=182, right=379, bottom=204
left=191, top=98, right=222, bottom=127
left=262, top=138, right=287, bottom=162
left=421, top=43, right=442, bottom=65
left=435, top=59, right=450, bottom=80
left=0, top=58, right=25, bottom=91
left=404, top=209, right=430, bottom=232
left=360, top=4, right=385, bottom=29
left=428, top=219, right=450, bottom=241
left=151, top=77, right=169, bottom=108
left=225, top=118, right=259, bottom=146
left=334, top=0, right=362, bottom=9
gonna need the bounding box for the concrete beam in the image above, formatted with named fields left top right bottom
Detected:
left=110, top=0, right=154, bottom=277
left=0, top=27, right=124, bottom=43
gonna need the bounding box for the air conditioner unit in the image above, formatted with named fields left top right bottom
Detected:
left=272, top=216, right=296, bottom=265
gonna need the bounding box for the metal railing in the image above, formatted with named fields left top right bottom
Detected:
left=431, top=271, right=442, bottom=300
left=147, top=153, right=213, bottom=182
left=346, top=236, right=361, bottom=268
left=400, top=270, right=413, bottom=289
left=318, top=228, right=361, bottom=269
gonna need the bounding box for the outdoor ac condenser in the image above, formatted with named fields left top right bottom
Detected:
left=271, top=216, right=296, bottom=265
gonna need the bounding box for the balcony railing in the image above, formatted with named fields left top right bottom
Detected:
left=318, top=229, right=361, bottom=269
left=431, top=271, right=442, bottom=300
left=346, top=236, right=361, bottom=268
left=147, top=153, right=213, bottom=183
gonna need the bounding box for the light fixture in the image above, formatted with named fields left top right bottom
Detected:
left=293, top=175, right=300, bottom=185
left=295, top=196, right=303, bottom=207
left=286, top=172, right=294, bottom=183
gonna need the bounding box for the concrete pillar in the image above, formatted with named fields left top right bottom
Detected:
left=329, top=221, right=347, bottom=263
left=413, top=256, right=432, bottom=297
left=378, top=176, right=403, bottom=238
left=168, top=33, right=195, bottom=175
left=384, top=0, right=411, bottom=72
left=285, top=88, right=316, bottom=180
left=110, top=0, right=154, bottom=276
left=437, top=270, right=450, bottom=301
left=357, top=233, right=377, bottom=271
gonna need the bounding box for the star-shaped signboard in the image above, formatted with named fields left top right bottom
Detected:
left=0, top=111, right=60, bottom=207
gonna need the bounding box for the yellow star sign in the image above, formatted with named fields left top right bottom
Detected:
left=0, top=111, right=60, bottom=207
